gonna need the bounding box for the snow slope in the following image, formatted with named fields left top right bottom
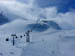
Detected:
left=0, top=19, right=34, bottom=35
left=0, top=19, right=75, bottom=56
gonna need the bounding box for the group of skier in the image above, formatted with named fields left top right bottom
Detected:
left=6, top=30, right=32, bottom=46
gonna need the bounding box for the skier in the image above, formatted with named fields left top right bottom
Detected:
left=11, top=34, right=17, bottom=46
left=26, top=30, right=31, bottom=42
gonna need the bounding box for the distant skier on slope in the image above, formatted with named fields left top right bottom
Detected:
left=26, top=30, right=32, bottom=42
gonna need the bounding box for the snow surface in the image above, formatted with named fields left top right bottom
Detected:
left=0, top=19, right=75, bottom=56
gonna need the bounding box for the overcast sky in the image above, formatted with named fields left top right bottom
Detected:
left=0, top=0, right=75, bottom=12
left=0, top=0, right=75, bottom=27
left=15, top=0, right=75, bottom=13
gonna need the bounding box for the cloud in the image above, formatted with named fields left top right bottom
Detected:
left=35, top=0, right=75, bottom=12
left=0, top=0, right=75, bottom=29
left=0, top=0, right=37, bottom=21
left=0, top=0, right=16, bottom=1
left=38, top=8, right=75, bottom=29
left=0, top=0, right=15, bottom=1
